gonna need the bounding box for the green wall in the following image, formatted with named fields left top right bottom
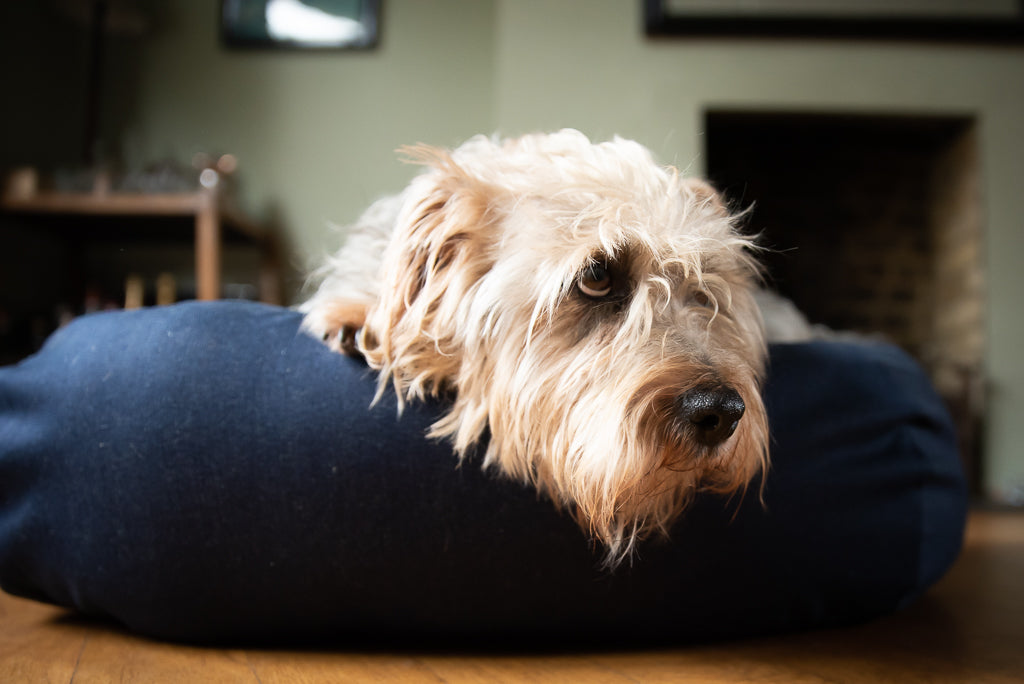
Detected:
left=124, top=0, right=497, bottom=272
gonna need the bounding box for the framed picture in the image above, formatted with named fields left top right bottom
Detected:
left=643, top=0, right=1024, bottom=42
left=222, top=0, right=379, bottom=50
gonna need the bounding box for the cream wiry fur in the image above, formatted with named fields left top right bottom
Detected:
left=301, top=130, right=769, bottom=566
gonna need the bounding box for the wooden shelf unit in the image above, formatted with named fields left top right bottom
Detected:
left=1, top=186, right=281, bottom=304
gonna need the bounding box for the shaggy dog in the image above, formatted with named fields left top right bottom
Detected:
left=301, top=130, right=768, bottom=566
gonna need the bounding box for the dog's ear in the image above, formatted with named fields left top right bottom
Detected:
left=391, top=144, right=497, bottom=304
left=361, top=146, right=498, bottom=396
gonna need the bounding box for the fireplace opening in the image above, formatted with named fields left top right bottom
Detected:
left=705, top=110, right=985, bottom=489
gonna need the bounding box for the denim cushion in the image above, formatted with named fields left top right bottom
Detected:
left=0, top=301, right=967, bottom=645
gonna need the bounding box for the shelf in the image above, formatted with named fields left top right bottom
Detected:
left=1, top=187, right=280, bottom=304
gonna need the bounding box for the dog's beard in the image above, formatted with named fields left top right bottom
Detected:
left=426, top=309, right=768, bottom=567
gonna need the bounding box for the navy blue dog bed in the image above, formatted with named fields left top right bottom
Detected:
left=0, top=301, right=966, bottom=645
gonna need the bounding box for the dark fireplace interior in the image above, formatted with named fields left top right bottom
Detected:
left=705, top=110, right=984, bottom=489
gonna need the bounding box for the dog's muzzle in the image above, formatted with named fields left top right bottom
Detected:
left=675, top=384, right=746, bottom=448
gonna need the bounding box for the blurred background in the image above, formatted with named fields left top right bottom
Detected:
left=1, top=0, right=1021, bottom=506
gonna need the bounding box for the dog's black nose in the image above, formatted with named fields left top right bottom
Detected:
left=676, top=385, right=746, bottom=448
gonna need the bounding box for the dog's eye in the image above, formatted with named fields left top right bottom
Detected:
left=578, top=263, right=612, bottom=298
left=693, top=290, right=712, bottom=307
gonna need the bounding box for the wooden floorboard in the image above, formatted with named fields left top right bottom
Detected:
left=1, top=510, right=1021, bottom=683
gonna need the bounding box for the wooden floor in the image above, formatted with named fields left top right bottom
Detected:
left=1, top=510, right=1021, bottom=683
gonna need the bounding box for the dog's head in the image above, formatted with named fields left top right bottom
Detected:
left=360, top=130, right=768, bottom=565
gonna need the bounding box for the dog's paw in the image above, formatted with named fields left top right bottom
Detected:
left=303, top=300, right=368, bottom=357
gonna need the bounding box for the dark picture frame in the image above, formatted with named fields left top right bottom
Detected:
left=643, top=0, right=1024, bottom=43
left=222, top=0, right=379, bottom=50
